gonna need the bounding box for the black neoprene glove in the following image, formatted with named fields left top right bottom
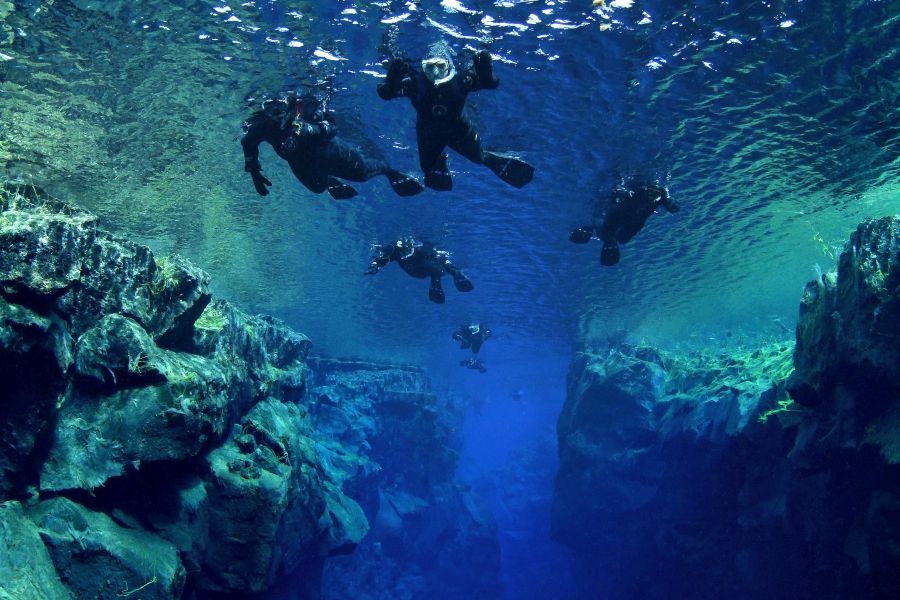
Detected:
left=249, top=169, right=272, bottom=196
left=473, top=50, right=499, bottom=87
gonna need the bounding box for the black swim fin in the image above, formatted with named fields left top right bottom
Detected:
left=569, top=227, right=593, bottom=244
left=327, top=178, right=358, bottom=200
left=484, top=151, right=534, bottom=189
left=387, top=171, right=425, bottom=197
left=424, top=153, right=453, bottom=192
left=600, top=243, right=620, bottom=266
left=453, top=275, right=474, bottom=292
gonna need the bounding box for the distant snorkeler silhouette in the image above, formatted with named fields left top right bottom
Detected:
left=241, top=92, right=423, bottom=200
left=365, top=238, right=474, bottom=304
left=452, top=323, right=492, bottom=354
left=377, top=36, right=534, bottom=191
left=569, top=180, right=680, bottom=265
left=460, top=357, right=487, bottom=374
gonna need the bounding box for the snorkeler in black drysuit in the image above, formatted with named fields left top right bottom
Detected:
left=241, top=93, right=424, bottom=200
left=376, top=38, right=534, bottom=191
left=364, top=238, right=474, bottom=304
left=452, top=323, right=492, bottom=354
left=569, top=180, right=680, bottom=265
left=460, top=357, right=487, bottom=374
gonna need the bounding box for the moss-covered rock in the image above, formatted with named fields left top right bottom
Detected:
left=0, top=501, right=72, bottom=600
left=197, top=398, right=367, bottom=593
left=0, top=185, right=367, bottom=598
left=28, top=497, right=185, bottom=600
left=791, top=216, right=900, bottom=408
left=0, top=183, right=211, bottom=344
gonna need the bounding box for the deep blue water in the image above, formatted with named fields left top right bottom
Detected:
left=1, top=0, right=898, bottom=598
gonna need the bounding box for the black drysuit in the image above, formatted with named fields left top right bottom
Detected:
left=366, top=241, right=474, bottom=304
left=376, top=48, right=533, bottom=190
left=241, top=99, right=421, bottom=199
left=570, top=183, right=680, bottom=266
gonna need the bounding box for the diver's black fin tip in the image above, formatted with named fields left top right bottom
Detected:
left=485, top=152, right=534, bottom=188
left=327, top=180, right=359, bottom=200
left=388, top=172, right=425, bottom=197
left=454, top=278, right=474, bottom=292
left=600, top=245, right=620, bottom=266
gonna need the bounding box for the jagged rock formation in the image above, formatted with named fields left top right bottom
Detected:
left=308, top=358, right=503, bottom=600
left=0, top=184, right=367, bottom=599
left=553, top=216, right=900, bottom=600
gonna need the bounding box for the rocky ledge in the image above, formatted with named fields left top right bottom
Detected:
left=553, top=216, right=900, bottom=600
left=0, top=183, right=367, bottom=599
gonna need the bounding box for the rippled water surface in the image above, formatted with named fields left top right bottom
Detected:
left=2, top=0, right=898, bottom=364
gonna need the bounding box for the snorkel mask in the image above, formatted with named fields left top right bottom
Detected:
left=397, top=237, right=419, bottom=260
left=421, top=41, right=457, bottom=85
left=422, top=57, right=456, bottom=85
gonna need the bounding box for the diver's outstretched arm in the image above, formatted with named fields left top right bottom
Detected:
left=658, top=188, right=680, bottom=213
left=240, top=114, right=273, bottom=196
left=240, top=114, right=267, bottom=171
left=377, top=57, right=415, bottom=100
left=469, top=50, right=500, bottom=91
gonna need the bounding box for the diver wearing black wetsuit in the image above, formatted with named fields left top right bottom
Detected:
left=241, top=93, right=423, bottom=200
left=365, top=238, right=474, bottom=304
left=377, top=40, right=534, bottom=191
left=570, top=181, right=680, bottom=265
left=452, top=323, right=492, bottom=354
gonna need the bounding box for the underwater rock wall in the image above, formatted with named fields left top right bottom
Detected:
left=553, top=216, right=900, bottom=600
left=308, top=357, right=503, bottom=600
left=0, top=184, right=367, bottom=599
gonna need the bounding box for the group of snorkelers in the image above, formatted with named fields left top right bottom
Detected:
left=240, top=32, right=680, bottom=372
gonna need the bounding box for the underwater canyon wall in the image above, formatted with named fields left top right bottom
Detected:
left=0, top=183, right=368, bottom=598
left=0, top=183, right=499, bottom=600
left=553, top=216, right=900, bottom=600
left=308, top=357, right=502, bottom=600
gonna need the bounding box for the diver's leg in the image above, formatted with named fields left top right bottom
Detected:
left=288, top=160, right=329, bottom=195
left=450, top=118, right=533, bottom=188
left=326, top=140, right=423, bottom=197
left=616, top=214, right=652, bottom=244
left=325, top=139, right=389, bottom=182
left=428, top=276, right=446, bottom=304
left=444, top=262, right=474, bottom=292
left=417, top=123, right=452, bottom=191
left=447, top=118, right=486, bottom=165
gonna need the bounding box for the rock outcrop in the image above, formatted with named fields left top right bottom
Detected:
left=553, top=216, right=900, bottom=600
left=308, top=358, right=503, bottom=600
left=0, top=183, right=367, bottom=598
